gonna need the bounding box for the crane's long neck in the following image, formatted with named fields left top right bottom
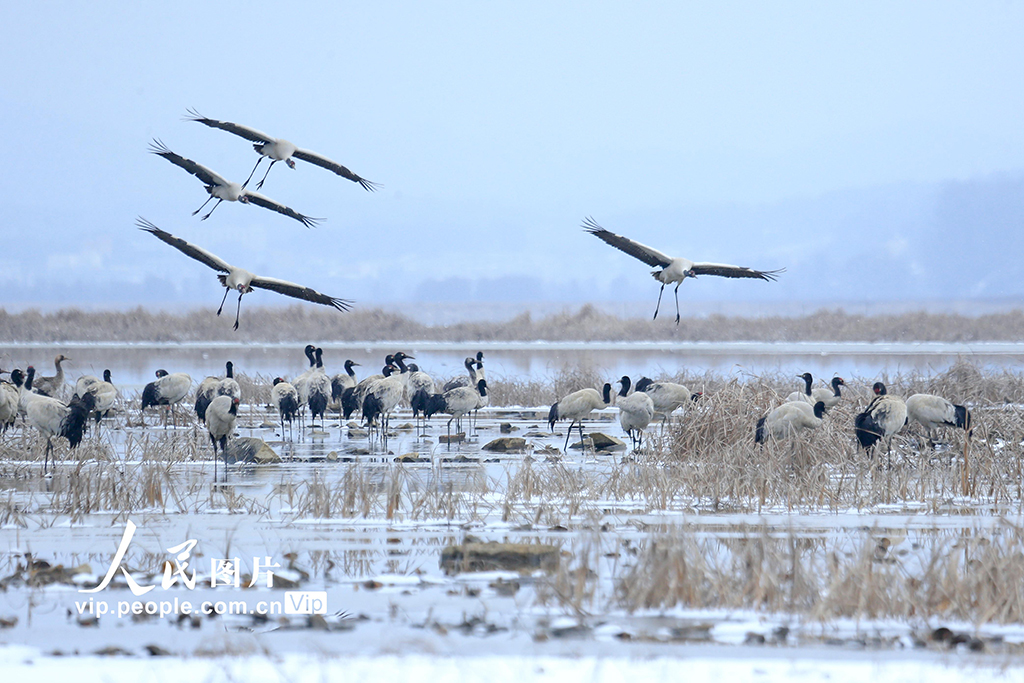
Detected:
left=832, top=378, right=842, bottom=397
left=602, top=383, right=612, bottom=405
left=802, top=374, right=813, bottom=395
left=618, top=377, right=631, bottom=397
left=346, top=361, right=357, bottom=378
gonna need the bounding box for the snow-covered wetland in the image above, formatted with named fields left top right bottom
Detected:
left=3, top=348, right=1024, bottom=681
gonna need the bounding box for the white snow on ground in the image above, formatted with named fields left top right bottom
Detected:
left=2, top=647, right=1024, bottom=682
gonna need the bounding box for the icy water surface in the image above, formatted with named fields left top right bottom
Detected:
left=2, top=397, right=1022, bottom=663
left=7, top=341, right=1024, bottom=390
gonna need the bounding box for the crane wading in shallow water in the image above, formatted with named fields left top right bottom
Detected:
left=582, top=217, right=784, bottom=324
left=149, top=139, right=321, bottom=227
left=185, top=109, right=380, bottom=193
left=137, top=218, right=352, bottom=330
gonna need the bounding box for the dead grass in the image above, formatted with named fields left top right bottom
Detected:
left=616, top=522, right=1024, bottom=625
left=5, top=305, right=1024, bottom=343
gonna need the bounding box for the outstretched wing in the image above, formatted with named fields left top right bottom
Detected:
left=184, top=108, right=276, bottom=144
left=242, top=191, right=322, bottom=228
left=690, top=262, right=785, bottom=281
left=581, top=217, right=673, bottom=268
left=136, top=217, right=232, bottom=273
left=250, top=275, right=353, bottom=312
left=292, top=148, right=380, bottom=191
left=149, top=139, right=229, bottom=188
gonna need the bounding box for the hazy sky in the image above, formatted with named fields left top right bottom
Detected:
left=3, top=2, right=1023, bottom=313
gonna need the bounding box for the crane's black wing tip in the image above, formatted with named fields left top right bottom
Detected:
left=359, top=178, right=381, bottom=192
left=580, top=216, right=603, bottom=233
left=760, top=267, right=786, bottom=282
left=183, top=107, right=206, bottom=122
left=148, top=138, right=171, bottom=155
left=331, top=298, right=355, bottom=312
left=135, top=216, right=161, bottom=234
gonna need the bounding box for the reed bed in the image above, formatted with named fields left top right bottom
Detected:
left=5, top=305, right=1024, bottom=343
left=615, top=522, right=1024, bottom=626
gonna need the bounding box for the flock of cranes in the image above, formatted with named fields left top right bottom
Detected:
left=139, top=110, right=789, bottom=331
left=142, top=110, right=377, bottom=330
left=0, top=349, right=975, bottom=477
left=0, top=110, right=975, bottom=473
left=756, top=374, right=973, bottom=467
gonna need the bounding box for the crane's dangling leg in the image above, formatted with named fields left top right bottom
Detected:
left=192, top=195, right=214, bottom=216
left=653, top=283, right=666, bottom=320
left=255, top=159, right=279, bottom=191
left=674, top=282, right=682, bottom=325
left=201, top=199, right=225, bottom=221
left=217, top=287, right=231, bottom=316
left=578, top=421, right=587, bottom=454
left=241, top=157, right=265, bottom=189
left=563, top=421, right=573, bottom=452
left=233, top=291, right=244, bottom=331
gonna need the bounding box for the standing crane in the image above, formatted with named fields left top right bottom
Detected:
left=854, top=382, right=908, bottom=465
left=548, top=383, right=613, bottom=453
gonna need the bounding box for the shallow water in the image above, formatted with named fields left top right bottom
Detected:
left=5, top=340, right=1023, bottom=391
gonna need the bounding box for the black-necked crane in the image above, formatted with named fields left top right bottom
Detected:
left=354, top=353, right=411, bottom=412
left=582, top=217, right=783, bottom=324
left=138, top=218, right=352, bottom=330
left=423, top=379, right=488, bottom=450
left=755, top=400, right=827, bottom=444
left=854, top=382, right=908, bottom=464
left=473, top=352, right=486, bottom=383
left=406, top=363, right=436, bottom=432
left=785, top=374, right=846, bottom=410
left=28, top=392, right=94, bottom=474
left=361, top=364, right=405, bottom=436
left=141, top=369, right=193, bottom=428
left=196, top=361, right=238, bottom=422
left=21, top=367, right=94, bottom=473
left=548, top=382, right=613, bottom=452
left=32, top=354, right=70, bottom=398
left=615, top=376, right=655, bottom=452
left=306, top=348, right=331, bottom=430
left=291, top=344, right=318, bottom=422
left=442, top=357, right=480, bottom=392
left=205, top=394, right=239, bottom=482
left=785, top=373, right=816, bottom=404
left=634, top=377, right=702, bottom=424
left=905, top=393, right=972, bottom=447
left=186, top=109, right=380, bottom=192
left=150, top=139, right=321, bottom=226
left=272, top=378, right=299, bottom=440
left=75, top=369, right=117, bottom=433
left=350, top=356, right=393, bottom=420
left=330, top=360, right=360, bottom=418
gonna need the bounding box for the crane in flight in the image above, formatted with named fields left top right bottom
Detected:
left=150, top=139, right=320, bottom=227
left=185, top=109, right=380, bottom=192
left=137, top=218, right=352, bottom=330
left=582, top=217, right=783, bottom=324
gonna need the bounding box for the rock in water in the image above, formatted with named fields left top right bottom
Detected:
left=571, top=432, right=626, bottom=451
left=482, top=437, right=528, bottom=452
left=440, top=542, right=560, bottom=574
left=223, top=438, right=282, bottom=464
